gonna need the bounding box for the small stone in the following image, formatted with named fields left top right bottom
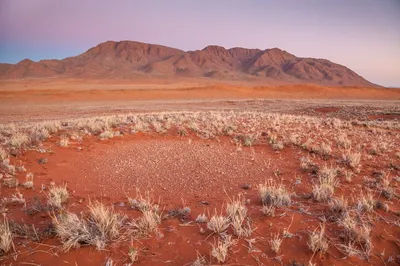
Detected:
left=200, top=201, right=210, bottom=205
left=241, top=184, right=252, bottom=190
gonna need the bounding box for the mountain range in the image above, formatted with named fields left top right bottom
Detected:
left=0, top=40, right=377, bottom=87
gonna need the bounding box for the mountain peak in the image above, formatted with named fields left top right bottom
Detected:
left=0, top=40, right=378, bottom=87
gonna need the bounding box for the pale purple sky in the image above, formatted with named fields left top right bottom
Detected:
left=0, top=0, right=399, bottom=86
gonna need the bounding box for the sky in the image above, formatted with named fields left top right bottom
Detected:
left=0, top=0, right=399, bottom=86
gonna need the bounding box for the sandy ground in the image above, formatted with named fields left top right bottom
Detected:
left=0, top=79, right=399, bottom=265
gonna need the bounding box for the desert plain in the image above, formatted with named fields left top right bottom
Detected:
left=0, top=77, right=399, bottom=266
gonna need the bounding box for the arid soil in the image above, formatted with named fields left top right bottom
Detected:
left=0, top=80, right=399, bottom=266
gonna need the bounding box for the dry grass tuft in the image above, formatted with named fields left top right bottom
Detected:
left=207, top=213, right=230, bottom=234
left=52, top=202, right=124, bottom=251
left=258, top=180, right=291, bottom=207
left=261, top=204, right=275, bottom=217
left=22, top=173, right=34, bottom=189
left=338, top=213, right=372, bottom=257
left=308, top=224, right=329, bottom=254
left=313, top=165, right=339, bottom=202
left=191, top=252, right=207, bottom=266
left=59, top=136, right=69, bottom=147
left=195, top=213, right=208, bottom=223
left=355, top=191, right=375, bottom=213
left=130, top=209, right=161, bottom=236
left=128, top=190, right=159, bottom=213
left=269, top=233, right=282, bottom=253
left=342, top=150, right=361, bottom=169
left=329, top=196, right=349, bottom=216
left=211, top=234, right=234, bottom=263
left=9, top=133, right=29, bottom=149
left=226, top=195, right=253, bottom=238
left=47, top=185, right=69, bottom=208
left=0, top=216, right=13, bottom=255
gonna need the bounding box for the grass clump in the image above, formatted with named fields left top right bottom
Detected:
left=52, top=202, right=124, bottom=251
left=258, top=180, right=291, bottom=207
left=130, top=209, right=161, bottom=236
left=0, top=216, right=13, bottom=255
left=313, top=165, right=339, bottom=202
left=47, top=185, right=69, bottom=208
left=59, top=136, right=69, bottom=147
left=211, top=234, right=234, bottom=263
left=342, top=150, right=361, bottom=169
left=207, top=212, right=230, bottom=234
left=338, top=214, right=372, bottom=258
left=308, top=224, right=329, bottom=254
left=269, top=233, right=282, bottom=253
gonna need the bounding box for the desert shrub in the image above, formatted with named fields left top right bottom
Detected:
left=128, top=190, right=159, bottom=213
left=261, top=204, right=275, bottom=217
left=226, top=194, right=252, bottom=237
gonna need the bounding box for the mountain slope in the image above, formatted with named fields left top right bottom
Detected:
left=0, top=40, right=377, bottom=87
